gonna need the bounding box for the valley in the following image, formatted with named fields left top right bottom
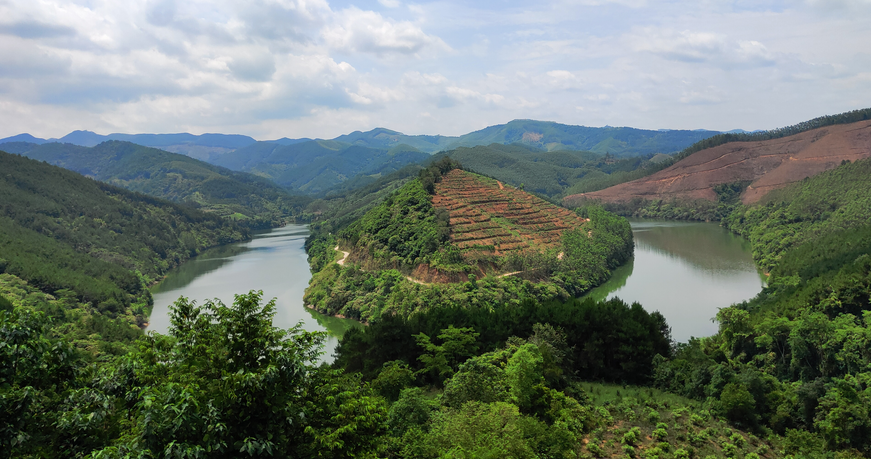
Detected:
left=3, top=108, right=871, bottom=459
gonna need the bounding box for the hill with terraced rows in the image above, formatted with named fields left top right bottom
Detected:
left=433, top=169, right=590, bottom=257
left=303, top=162, right=634, bottom=321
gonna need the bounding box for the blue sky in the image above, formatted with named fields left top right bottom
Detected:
left=1, top=0, right=869, bottom=140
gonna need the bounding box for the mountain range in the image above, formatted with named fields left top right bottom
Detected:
left=1, top=119, right=721, bottom=158
left=2, top=121, right=723, bottom=197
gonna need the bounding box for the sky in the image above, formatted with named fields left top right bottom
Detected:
left=1, top=0, right=870, bottom=140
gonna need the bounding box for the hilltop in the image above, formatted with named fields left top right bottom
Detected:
left=564, top=115, right=871, bottom=207
left=0, top=130, right=257, bottom=159
left=448, top=119, right=719, bottom=156
left=303, top=160, right=633, bottom=322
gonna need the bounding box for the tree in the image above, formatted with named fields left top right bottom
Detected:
left=89, top=291, right=387, bottom=458
left=415, top=326, right=479, bottom=385
left=0, top=308, right=78, bottom=458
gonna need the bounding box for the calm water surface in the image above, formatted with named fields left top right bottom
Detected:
left=148, top=220, right=763, bottom=355
left=148, top=224, right=361, bottom=360
left=584, top=219, right=766, bottom=343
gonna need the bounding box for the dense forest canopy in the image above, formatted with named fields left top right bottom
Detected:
left=0, top=151, right=248, bottom=355
left=7, top=141, right=310, bottom=228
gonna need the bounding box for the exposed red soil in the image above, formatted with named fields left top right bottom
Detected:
left=564, top=120, right=871, bottom=206
left=434, top=170, right=590, bottom=254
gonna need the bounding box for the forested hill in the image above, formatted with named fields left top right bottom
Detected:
left=210, top=139, right=430, bottom=193
left=314, top=121, right=719, bottom=156
left=444, top=143, right=670, bottom=198
left=4, top=140, right=310, bottom=228
left=303, top=159, right=634, bottom=322
left=0, top=151, right=248, bottom=352
left=449, top=119, right=719, bottom=157
left=2, top=122, right=719, bottom=198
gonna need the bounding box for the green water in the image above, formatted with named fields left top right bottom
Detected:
left=148, top=224, right=362, bottom=361
left=584, top=219, right=766, bottom=343
left=148, top=220, right=762, bottom=357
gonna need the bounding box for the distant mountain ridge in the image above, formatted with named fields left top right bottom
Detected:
left=1, top=121, right=724, bottom=196
left=2, top=120, right=722, bottom=157
left=214, top=140, right=431, bottom=193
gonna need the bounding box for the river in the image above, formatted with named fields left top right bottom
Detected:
left=148, top=220, right=765, bottom=356
left=147, top=224, right=362, bottom=360
left=584, top=219, right=766, bottom=342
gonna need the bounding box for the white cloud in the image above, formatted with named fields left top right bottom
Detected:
left=679, top=88, right=724, bottom=105
left=0, top=0, right=870, bottom=139
left=632, top=28, right=728, bottom=62
left=445, top=86, right=505, bottom=105
left=545, top=70, right=585, bottom=90
left=322, top=7, right=448, bottom=57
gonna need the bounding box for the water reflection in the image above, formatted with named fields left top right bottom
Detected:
left=584, top=219, right=765, bottom=343
left=148, top=224, right=362, bottom=361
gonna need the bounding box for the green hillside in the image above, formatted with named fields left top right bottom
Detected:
left=10, top=141, right=309, bottom=228
left=445, top=143, right=666, bottom=198
left=645, top=158, right=871, bottom=456
left=0, top=151, right=248, bottom=354
left=212, top=139, right=430, bottom=193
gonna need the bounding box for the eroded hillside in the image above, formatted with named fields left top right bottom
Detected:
left=564, top=119, right=871, bottom=206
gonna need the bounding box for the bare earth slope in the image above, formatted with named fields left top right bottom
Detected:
left=564, top=119, right=871, bottom=206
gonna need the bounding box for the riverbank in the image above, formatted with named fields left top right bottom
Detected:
left=147, top=224, right=362, bottom=361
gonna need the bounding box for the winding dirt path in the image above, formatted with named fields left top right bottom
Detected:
left=335, top=246, right=350, bottom=266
